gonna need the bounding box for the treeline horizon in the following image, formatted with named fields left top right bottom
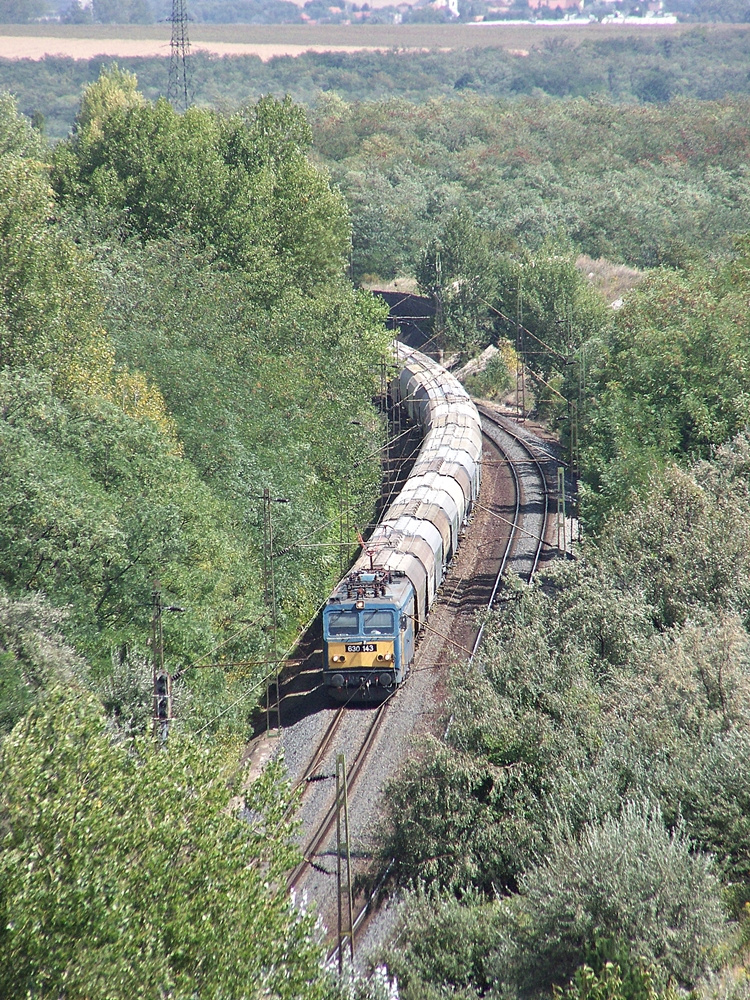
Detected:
left=0, top=26, right=749, bottom=138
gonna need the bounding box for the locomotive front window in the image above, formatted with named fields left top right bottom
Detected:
left=363, top=610, right=395, bottom=636
left=328, top=612, right=359, bottom=637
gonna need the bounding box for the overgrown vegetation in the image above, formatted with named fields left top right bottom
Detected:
left=313, top=63, right=750, bottom=1000
left=3, top=28, right=750, bottom=139
left=311, top=95, right=750, bottom=281
left=5, top=34, right=750, bottom=1000
left=363, top=210, right=750, bottom=1000
left=0, top=68, right=391, bottom=733
left=371, top=440, right=750, bottom=995
left=0, top=68, right=394, bottom=996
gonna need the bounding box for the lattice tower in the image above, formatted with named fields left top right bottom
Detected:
left=167, top=0, right=191, bottom=112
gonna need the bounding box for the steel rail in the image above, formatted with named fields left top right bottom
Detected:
left=477, top=404, right=551, bottom=584
left=469, top=422, right=522, bottom=662
left=291, top=706, right=346, bottom=794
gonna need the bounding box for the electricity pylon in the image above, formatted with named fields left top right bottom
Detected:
left=167, top=0, right=191, bottom=112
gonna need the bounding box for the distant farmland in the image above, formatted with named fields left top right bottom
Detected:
left=0, top=20, right=708, bottom=61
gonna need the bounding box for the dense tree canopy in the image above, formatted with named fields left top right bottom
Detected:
left=0, top=689, right=331, bottom=999
left=0, top=74, right=391, bottom=741
left=53, top=68, right=350, bottom=299
left=0, top=67, right=395, bottom=998
left=311, top=96, right=750, bottom=280
left=373, top=449, right=750, bottom=995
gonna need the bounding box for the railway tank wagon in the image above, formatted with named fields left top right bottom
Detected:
left=322, top=342, right=483, bottom=701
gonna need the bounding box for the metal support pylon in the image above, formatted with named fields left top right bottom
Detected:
left=167, top=0, right=191, bottom=112
left=557, top=466, right=566, bottom=557
left=336, top=753, right=355, bottom=972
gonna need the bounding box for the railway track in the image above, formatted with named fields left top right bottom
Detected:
left=241, top=331, right=558, bottom=961
left=287, top=695, right=392, bottom=893
left=476, top=403, right=553, bottom=585
left=321, top=408, right=556, bottom=964
left=237, top=317, right=562, bottom=970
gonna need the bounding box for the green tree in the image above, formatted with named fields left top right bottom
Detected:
left=594, top=449, right=750, bottom=628
left=554, top=958, right=680, bottom=1000
left=92, top=0, right=153, bottom=22
left=0, top=0, right=48, bottom=22
left=378, top=890, right=507, bottom=1000
left=417, top=208, right=498, bottom=354
left=0, top=91, right=45, bottom=159
left=0, top=103, right=113, bottom=390
left=0, top=688, right=332, bottom=998
left=372, top=734, right=546, bottom=896
left=492, top=242, right=607, bottom=424
left=90, top=232, right=390, bottom=635
left=498, top=803, right=724, bottom=994
left=692, top=0, right=750, bottom=20
left=0, top=590, right=84, bottom=738
left=578, top=261, right=750, bottom=521
left=0, top=371, right=263, bottom=675
left=53, top=75, right=350, bottom=299
left=74, top=63, right=144, bottom=138
left=680, top=729, right=750, bottom=884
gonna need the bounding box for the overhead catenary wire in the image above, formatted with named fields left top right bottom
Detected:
left=471, top=498, right=558, bottom=551
left=403, top=613, right=476, bottom=658
left=479, top=296, right=573, bottom=365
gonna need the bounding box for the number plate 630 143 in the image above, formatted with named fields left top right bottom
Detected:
left=345, top=643, right=376, bottom=653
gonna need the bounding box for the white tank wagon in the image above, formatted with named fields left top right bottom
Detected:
left=322, top=343, right=483, bottom=701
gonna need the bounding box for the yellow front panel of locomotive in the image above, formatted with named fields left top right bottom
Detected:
left=328, top=641, right=394, bottom=668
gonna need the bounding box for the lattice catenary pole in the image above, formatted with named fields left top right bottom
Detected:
left=336, top=754, right=355, bottom=972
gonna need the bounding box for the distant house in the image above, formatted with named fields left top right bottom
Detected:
left=527, top=0, right=583, bottom=10
left=430, top=0, right=461, bottom=15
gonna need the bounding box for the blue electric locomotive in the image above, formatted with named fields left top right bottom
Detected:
left=323, top=567, right=416, bottom=701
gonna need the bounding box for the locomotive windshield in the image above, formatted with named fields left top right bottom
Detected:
left=363, top=610, right=395, bottom=636
left=327, top=611, right=359, bottom=637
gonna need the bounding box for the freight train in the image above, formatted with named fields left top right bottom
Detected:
left=322, top=343, right=483, bottom=701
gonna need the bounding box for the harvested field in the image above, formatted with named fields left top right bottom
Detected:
left=0, top=21, right=717, bottom=62
left=0, top=36, right=392, bottom=60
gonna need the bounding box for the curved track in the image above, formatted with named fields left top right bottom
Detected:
left=477, top=403, right=552, bottom=584
left=317, top=407, right=556, bottom=963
